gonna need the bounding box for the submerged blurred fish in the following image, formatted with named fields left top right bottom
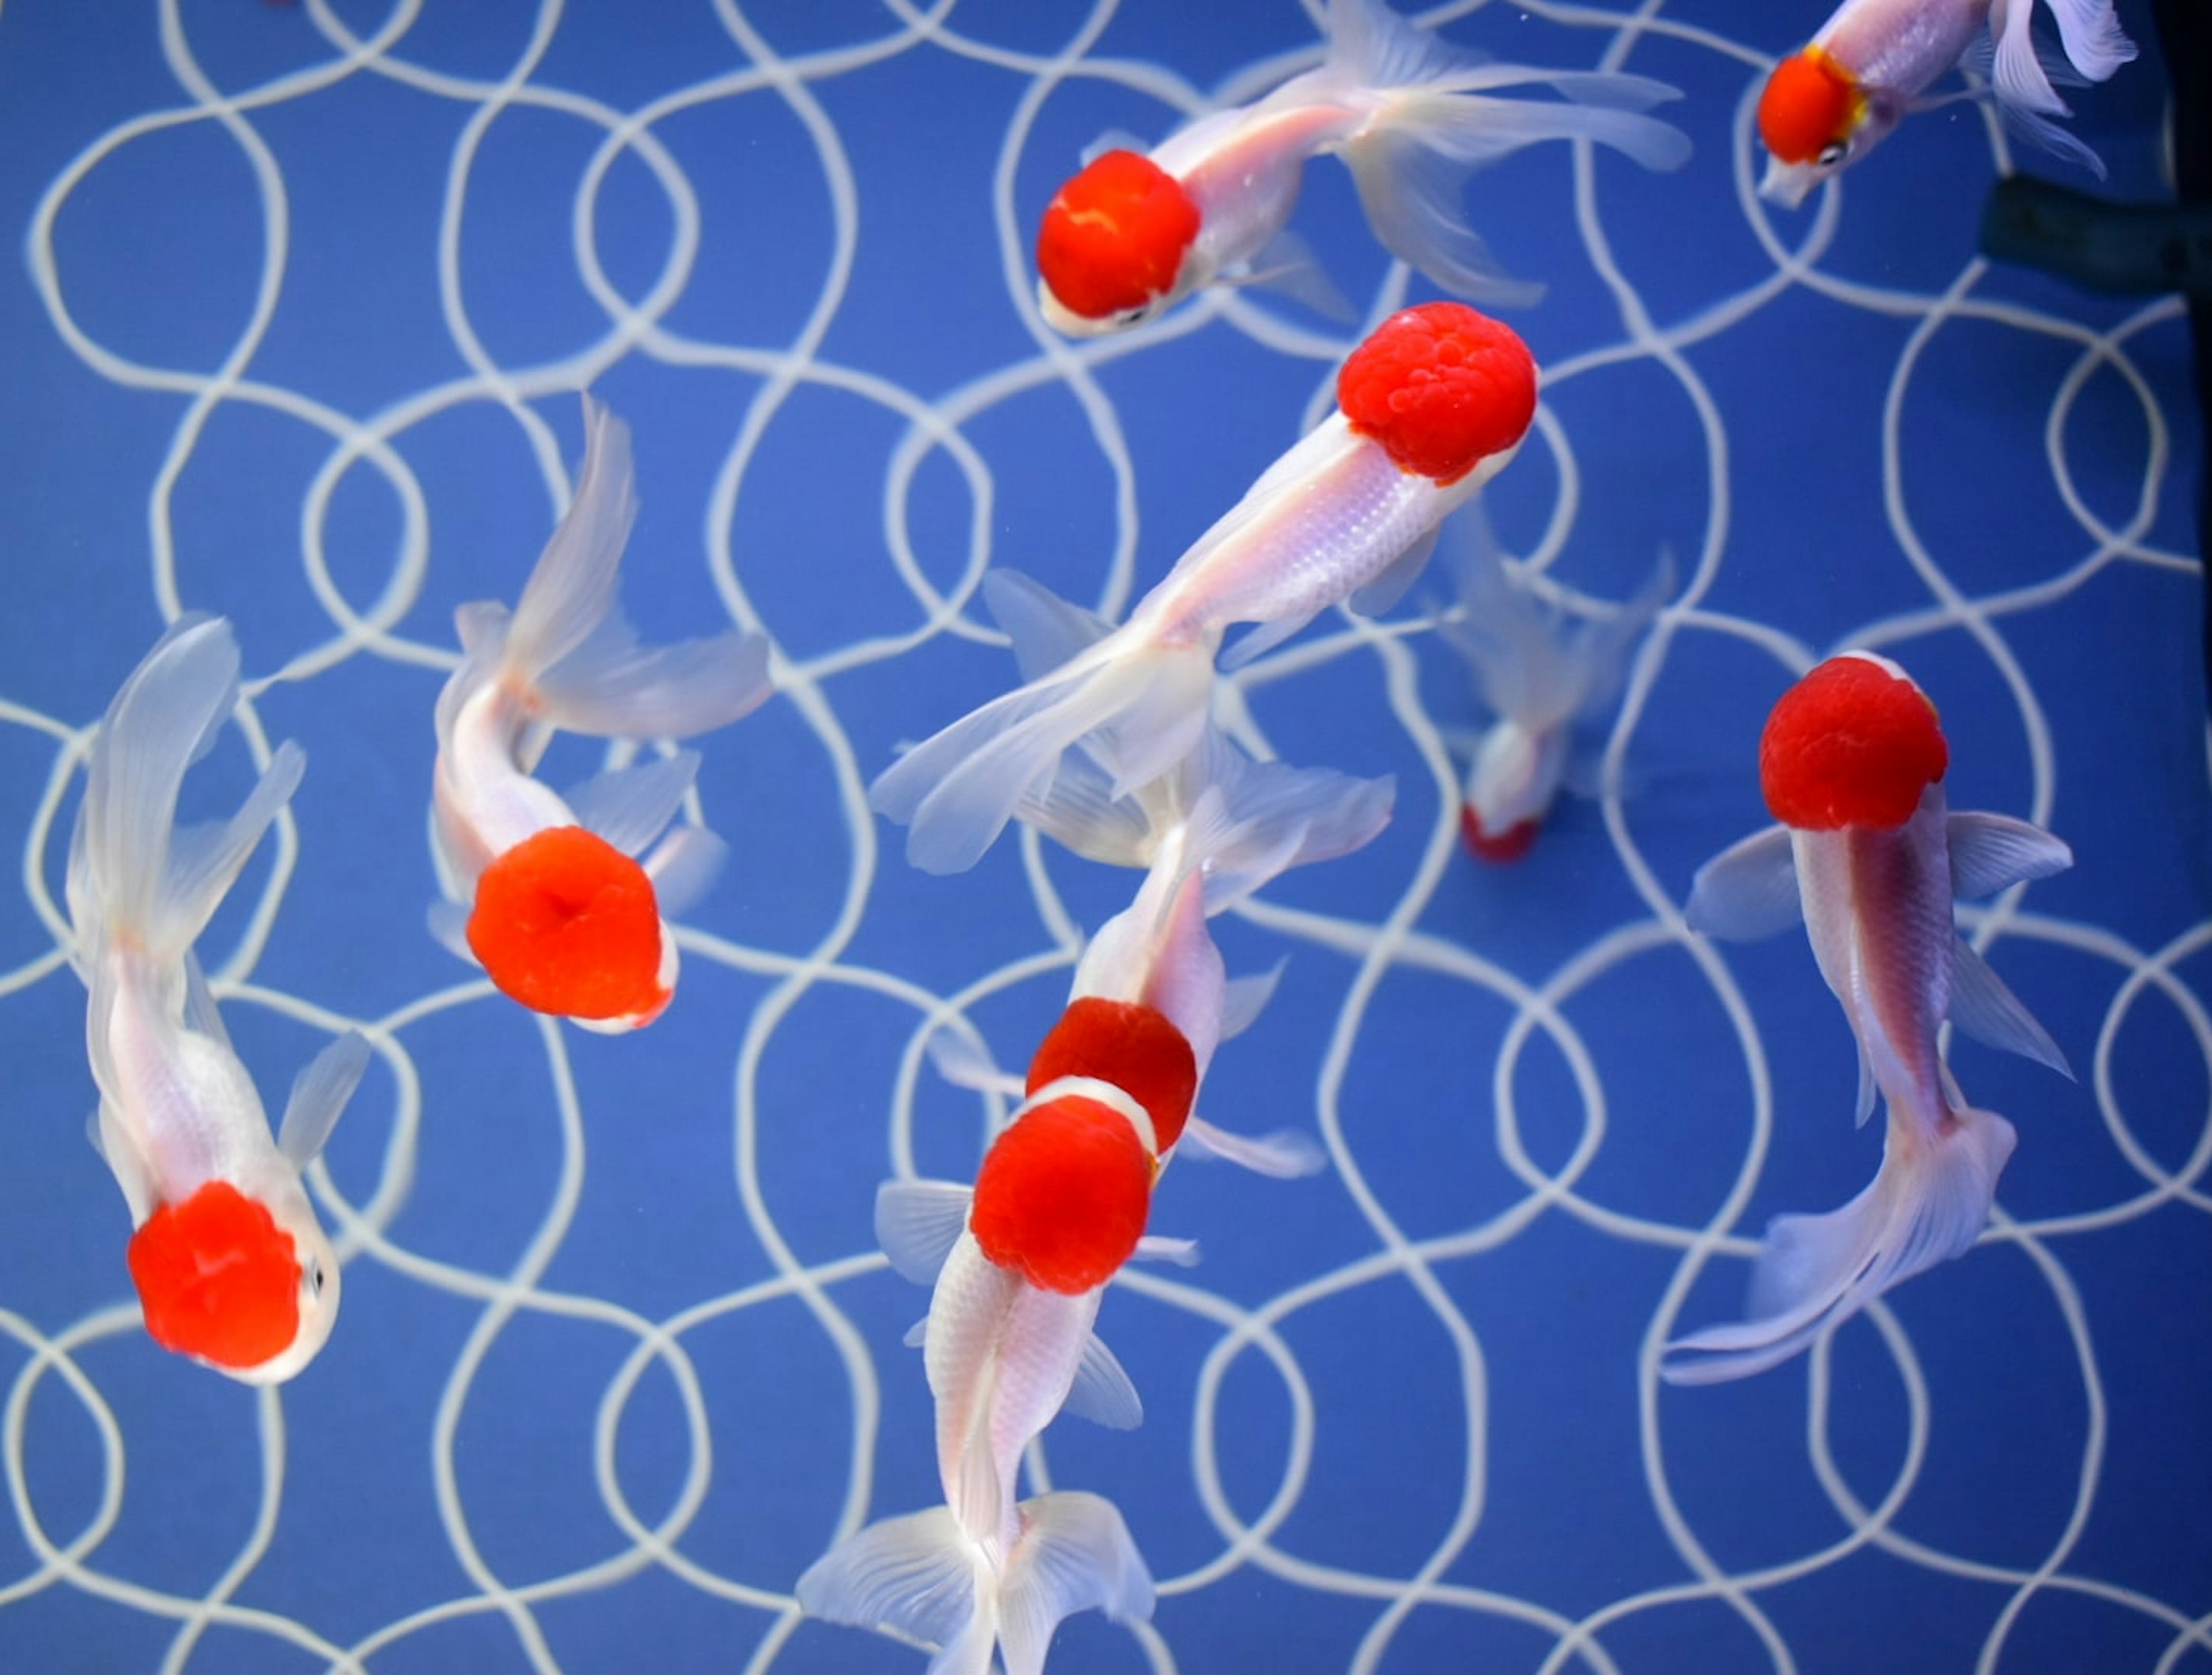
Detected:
left=67, top=616, right=369, bottom=1383
left=1755, top=0, right=2136, bottom=208
left=872, top=301, right=1536, bottom=876
left=430, top=396, right=771, bottom=1032
left=1665, top=653, right=2074, bottom=1384
left=1033, top=0, right=1691, bottom=334
left=1433, top=512, right=1669, bottom=863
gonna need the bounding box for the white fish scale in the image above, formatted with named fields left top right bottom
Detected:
left=436, top=677, right=577, bottom=884
left=1149, top=426, right=1449, bottom=639
left=925, top=1236, right=1094, bottom=1552
left=104, top=958, right=267, bottom=1204
left=1821, top=0, right=1988, bottom=92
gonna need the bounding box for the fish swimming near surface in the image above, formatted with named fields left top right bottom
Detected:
left=1665, top=652, right=2074, bottom=1384
left=66, top=616, right=371, bottom=1382
left=1754, top=0, right=2137, bottom=209
left=1033, top=0, right=1691, bottom=334
left=1431, top=511, right=1669, bottom=863
left=803, top=657, right=1381, bottom=1670
left=872, top=300, right=1536, bottom=876
left=431, top=396, right=772, bottom=1032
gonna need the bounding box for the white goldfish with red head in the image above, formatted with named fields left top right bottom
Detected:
left=66, top=617, right=371, bottom=1383
left=872, top=300, right=1536, bottom=876
left=804, top=698, right=1382, bottom=1670
left=1033, top=0, right=1689, bottom=335
left=1665, top=653, right=2074, bottom=1384
left=1753, top=0, right=2134, bottom=209
left=431, top=396, right=772, bottom=1032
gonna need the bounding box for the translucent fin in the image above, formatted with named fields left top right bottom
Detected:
left=1949, top=937, right=2073, bottom=1078
left=1997, top=95, right=2110, bottom=178
left=536, top=623, right=773, bottom=742
left=1340, top=86, right=1687, bottom=303
left=925, top=1029, right=1024, bottom=1100
left=997, top=1492, right=1156, bottom=1675
left=1990, top=0, right=2072, bottom=117
left=872, top=636, right=1215, bottom=876
left=502, top=395, right=640, bottom=680
left=1179, top=1116, right=1327, bottom=1177
left=278, top=1030, right=371, bottom=1171
left=1014, top=751, right=1154, bottom=869
left=794, top=1505, right=982, bottom=1655
left=1218, top=602, right=1329, bottom=671
left=641, top=824, right=726, bottom=921
left=69, top=617, right=304, bottom=961
left=1132, top=1235, right=1199, bottom=1266
left=983, top=570, right=1113, bottom=684
left=1946, top=810, right=2073, bottom=900
left=1347, top=525, right=1440, bottom=617
left=1187, top=734, right=1396, bottom=909
left=1661, top=1106, right=2016, bottom=1385
left=160, top=740, right=305, bottom=954
left=2039, top=0, right=2135, bottom=84
left=902, top=1316, right=928, bottom=1350
left=427, top=899, right=476, bottom=964
left=1063, top=1333, right=1143, bottom=1430
left=180, top=951, right=234, bottom=1053
left=1240, top=226, right=1358, bottom=323
left=1684, top=827, right=1802, bottom=942
left=876, top=1180, right=973, bottom=1286
left=566, top=752, right=701, bottom=857
left=1218, top=964, right=1284, bottom=1040
left=1853, top=1043, right=1877, bottom=1128
left=92, top=1101, right=154, bottom=1225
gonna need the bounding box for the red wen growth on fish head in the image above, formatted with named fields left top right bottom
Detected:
left=1759, top=653, right=1947, bottom=831
left=970, top=1096, right=1154, bottom=1295
left=1025, top=997, right=1197, bottom=1154
left=1338, top=302, right=1537, bottom=486
left=1036, top=150, right=1202, bottom=323
left=1460, top=806, right=1540, bottom=864
left=1757, top=49, right=1862, bottom=165
left=127, top=1180, right=301, bottom=1371
left=467, top=825, right=671, bottom=1025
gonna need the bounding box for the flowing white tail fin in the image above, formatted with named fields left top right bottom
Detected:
left=469, top=395, right=772, bottom=742
left=870, top=572, right=1217, bottom=875
left=1315, top=0, right=1690, bottom=304
left=66, top=616, right=304, bottom=967
left=1661, top=1105, right=2017, bottom=1385
left=798, top=1491, right=1153, bottom=1675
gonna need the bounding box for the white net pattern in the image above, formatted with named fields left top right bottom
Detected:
left=0, top=1, right=2205, bottom=1670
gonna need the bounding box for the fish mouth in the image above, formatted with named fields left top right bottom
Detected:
left=1036, top=279, right=1115, bottom=339
left=1756, top=157, right=1821, bottom=210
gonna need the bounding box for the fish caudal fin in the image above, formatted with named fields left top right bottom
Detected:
left=67, top=616, right=305, bottom=964
left=798, top=1492, right=1153, bottom=1675
left=502, top=396, right=773, bottom=742
left=1661, top=1105, right=2017, bottom=1385
left=1319, top=0, right=1689, bottom=304
left=870, top=629, right=1215, bottom=876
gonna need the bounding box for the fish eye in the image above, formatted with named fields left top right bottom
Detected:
left=1817, top=140, right=1849, bottom=167
left=307, top=1261, right=325, bottom=1299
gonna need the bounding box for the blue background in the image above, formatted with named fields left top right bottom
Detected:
left=0, top=1, right=2205, bottom=1670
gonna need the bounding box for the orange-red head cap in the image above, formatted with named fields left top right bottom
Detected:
left=1759, top=655, right=1948, bottom=831
left=1338, top=302, right=1537, bottom=486
left=127, top=1181, right=301, bottom=1371
left=1036, top=150, right=1202, bottom=322
left=970, top=1096, right=1154, bottom=1295
left=1025, top=996, right=1197, bottom=1155
left=1460, top=808, right=1540, bottom=864
left=1757, top=50, right=1861, bottom=165
left=467, top=825, right=670, bottom=1024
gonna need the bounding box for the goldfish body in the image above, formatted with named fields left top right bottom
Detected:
left=872, top=301, right=1532, bottom=876
left=1665, top=653, right=2073, bottom=1383
left=1433, top=511, right=1669, bottom=863
left=431, top=396, right=772, bottom=1031
left=1034, top=0, right=1690, bottom=333
left=1754, top=0, right=2135, bottom=208
left=66, top=617, right=370, bottom=1382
